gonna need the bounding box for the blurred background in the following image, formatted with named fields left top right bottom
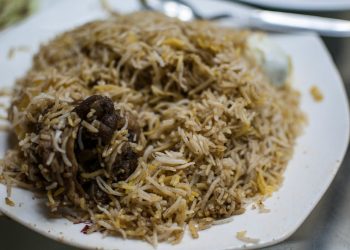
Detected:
left=0, top=0, right=349, bottom=249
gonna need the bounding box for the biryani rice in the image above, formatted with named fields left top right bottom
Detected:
left=0, top=11, right=304, bottom=244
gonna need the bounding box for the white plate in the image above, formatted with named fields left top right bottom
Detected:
left=0, top=0, right=349, bottom=249
left=237, top=0, right=350, bottom=11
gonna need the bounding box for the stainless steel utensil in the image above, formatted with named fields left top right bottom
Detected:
left=140, top=0, right=350, bottom=37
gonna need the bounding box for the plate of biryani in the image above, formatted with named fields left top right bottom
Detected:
left=0, top=0, right=348, bottom=250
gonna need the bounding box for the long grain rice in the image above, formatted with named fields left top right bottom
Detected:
left=0, top=11, right=304, bottom=245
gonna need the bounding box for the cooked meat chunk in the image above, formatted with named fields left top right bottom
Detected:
left=73, top=95, right=140, bottom=186
left=74, top=95, right=119, bottom=145
left=113, top=143, right=139, bottom=181
left=74, top=95, right=141, bottom=144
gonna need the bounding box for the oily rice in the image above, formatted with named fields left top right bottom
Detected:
left=0, top=12, right=304, bottom=244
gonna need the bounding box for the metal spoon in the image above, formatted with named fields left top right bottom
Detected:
left=140, top=0, right=350, bottom=37
left=140, top=0, right=231, bottom=21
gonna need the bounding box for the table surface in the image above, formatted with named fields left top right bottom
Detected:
left=0, top=4, right=349, bottom=250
